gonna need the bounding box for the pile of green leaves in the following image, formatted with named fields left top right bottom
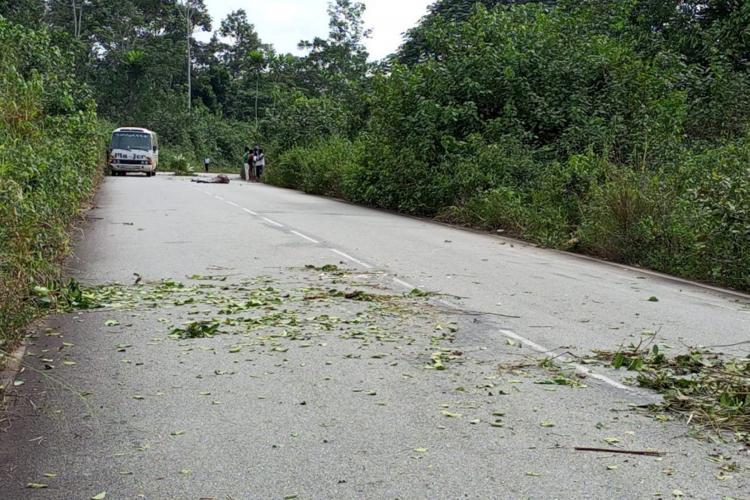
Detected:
left=596, top=344, right=750, bottom=443
left=170, top=321, right=221, bottom=339
left=0, top=18, right=107, bottom=348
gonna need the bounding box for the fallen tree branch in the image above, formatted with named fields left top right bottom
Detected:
left=574, top=447, right=666, bottom=457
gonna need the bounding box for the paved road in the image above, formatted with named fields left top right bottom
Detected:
left=1, top=173, right=748, bottom=499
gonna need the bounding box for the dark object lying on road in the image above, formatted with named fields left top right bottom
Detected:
left=574, top=447, right=666, bottom=457
left=191, top=174, right=230, bottom=184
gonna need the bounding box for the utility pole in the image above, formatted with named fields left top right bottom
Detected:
left=185, top=0, right=192, bottom=112
left=255, top=71, right=259, bottom=128
left=71, top=0, right=83, bottom=38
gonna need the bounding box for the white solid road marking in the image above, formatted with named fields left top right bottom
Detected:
left=214, top=195, right=225, bottom=201
left=330, top=249, right=373, bottom=269
left=291, top=230, right=320, bottom=244
left=499, top=327, right=629, bottom=391
left=571, top=363, right=630, bottom=391
left=262, top=217, right=284, bottom=228
left=242, top=208, right=258, bottom=216
left=393, top=277, right=415, bottom=289
left=226, top=201, right=241, bottom=208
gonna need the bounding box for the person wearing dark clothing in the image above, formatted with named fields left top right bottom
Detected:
left=243, top=146, right=252, bottom=181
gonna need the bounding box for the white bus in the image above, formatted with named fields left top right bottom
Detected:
left=108, top=127, right=159, bottom=177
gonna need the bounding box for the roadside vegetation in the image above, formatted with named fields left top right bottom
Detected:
left=0, top=18, right=107, bottom=351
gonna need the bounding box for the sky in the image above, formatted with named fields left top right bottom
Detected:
left=197, top=0, right=433, bottom=60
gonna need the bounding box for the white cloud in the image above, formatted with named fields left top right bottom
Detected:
left=198, top=0, right=432, bottom=60
left=362, top=0, right=431, bottom=59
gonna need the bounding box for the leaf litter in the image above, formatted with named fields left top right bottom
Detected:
left=47, top=265, right=750, bottom=493
left=590, top=339, right=750, bottom=444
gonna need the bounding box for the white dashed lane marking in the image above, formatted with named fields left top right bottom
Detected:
left=261, top=217, right=284, bottom=228
left=330, top=249, right=372, bottom=269
left=290, top=230, right=320, bottom=244
left=495, top=327, right=629, bottom=390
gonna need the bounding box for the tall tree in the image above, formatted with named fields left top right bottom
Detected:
left=397, top=0, right=554, bottom=64
left=0, top=0, right=46, bottom=26
left=217, top=9, right=264, bottom=77
left=298, top=0, right=371, bottom=93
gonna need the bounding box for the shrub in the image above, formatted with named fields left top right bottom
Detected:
left=0, top=19, right=106, bottom=347
left=161, top=150, right=195, bottom=176
left=267, top=136, right=362, bottom=198
left=577, top=170, right=676, bottom=263
left=266, top=147, right=304, bottom=188
left=672, top=138, right=750, bottom=289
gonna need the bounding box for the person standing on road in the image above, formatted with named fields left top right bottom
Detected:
left=203, top=157, right=210, bottom=173
left=243, top=146, right=252, bottom=181
left=254, top=148, right=266, bottom=180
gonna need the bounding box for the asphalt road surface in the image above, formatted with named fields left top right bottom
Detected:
left=1, top=173, right=748, bottom=499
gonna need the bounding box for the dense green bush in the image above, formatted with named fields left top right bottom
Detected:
left=265, top=147, right=304, bottom=188
left=267, top=136, right=362, bottom=198
left=356, top=5, right=689, bottom=214
left=264, top=93, right=351, bottom=152
left=672, top=139, right=750, bottom=289
left=578, top=170, right=677, bottom=263
left=0, top=18, right=106, bottom=347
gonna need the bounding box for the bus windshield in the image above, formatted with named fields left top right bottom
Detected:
left=111, top=132, right=151, bottom=151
